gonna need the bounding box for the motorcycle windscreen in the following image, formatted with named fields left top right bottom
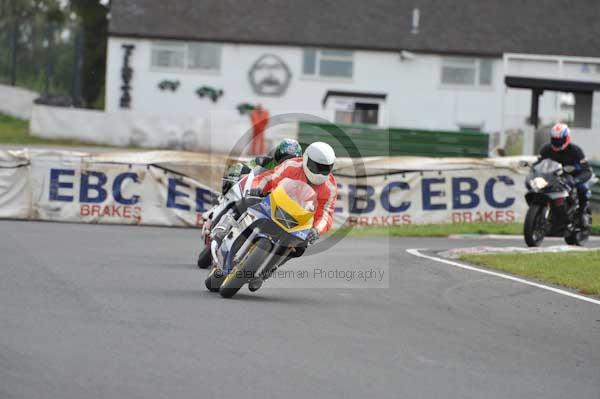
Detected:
left=533, top=159, right=562, bottom=174
left=270, top=178, right=316, bottom=232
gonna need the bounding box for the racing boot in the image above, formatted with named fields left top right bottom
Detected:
left=579, top=203, right=591, bottom=228
left=577, top=186, right=591, bottom=228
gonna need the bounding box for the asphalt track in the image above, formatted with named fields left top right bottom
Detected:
left=1, top=220, right=599, bottom=399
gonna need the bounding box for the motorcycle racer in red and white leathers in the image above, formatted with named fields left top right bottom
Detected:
left=250, top=142, right=337, bottom=243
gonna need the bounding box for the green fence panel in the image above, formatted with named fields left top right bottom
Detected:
left=298, top=122, right=489, bottom=158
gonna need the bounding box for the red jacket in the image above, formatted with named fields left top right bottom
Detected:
left=253, top=157, right=337, bottom=235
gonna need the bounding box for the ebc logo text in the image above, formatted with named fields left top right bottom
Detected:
left=336, top=176, right=517, bottom=226
left=49, top=169, right=217, bottom=225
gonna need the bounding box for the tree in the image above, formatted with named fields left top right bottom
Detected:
left=1, top=0, right=109, bottom=107
left=0, top=0, right=64, bottom=87
left=70, top=0, right=109, bottom=107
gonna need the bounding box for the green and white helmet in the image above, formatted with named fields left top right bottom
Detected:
left=273, top=138, right=302, bottom=163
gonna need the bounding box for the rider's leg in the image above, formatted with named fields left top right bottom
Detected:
left=576, top=182, right=590, bottom=226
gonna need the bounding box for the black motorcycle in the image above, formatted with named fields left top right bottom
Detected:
left=523, top=159, right=595, bottom=247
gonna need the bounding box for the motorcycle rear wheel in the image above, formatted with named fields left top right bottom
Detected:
left=524, top=205, right=547, bottom=247
left=219, top=238, right=272, bottom=298
left=197, top=246, right=212, bottom=269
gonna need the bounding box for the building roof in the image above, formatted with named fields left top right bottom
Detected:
left=109, top=0, right=600, bottom=57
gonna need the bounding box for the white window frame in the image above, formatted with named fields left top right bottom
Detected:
left=150, top=41, right=222, bottom=73
left=440, top=57, right=493, bottom=88
left=302, top=48, right=354, bottom=79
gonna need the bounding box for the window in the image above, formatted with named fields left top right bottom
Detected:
left=333, top=101, right=379, bottom=125
left=573, top=93, right=593, bottom=128
left=441, top=57, right=493, bottom=87
left=478, top=59, right=493, bottom=85
left=353, top=103, right=379, bottom=125
left=151, top=42, right=185, bottom=69
left=188, top=43, right=221, bottom=70
left=151, top=41, right=222, bottom=71
left=303, top=48, right=353, bottom=78
left=560, top=92, right=593, bottom=129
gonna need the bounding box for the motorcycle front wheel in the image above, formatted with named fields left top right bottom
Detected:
left=205, top=267, right=225, bottom=292
left=524, top=204, right=547, bottom=247
left=219, top=238, right=272, bottom=298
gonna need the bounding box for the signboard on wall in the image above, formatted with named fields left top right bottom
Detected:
left=32, top=164, right=217, bottom=227
left=0, top=150, right=220, bottom=227
left=334, top=168, right=526, bottom=227
left=0, top=150, right=531, bottom=229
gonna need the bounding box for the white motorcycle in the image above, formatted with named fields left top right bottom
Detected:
left=196, top=166, right=266, bottom=268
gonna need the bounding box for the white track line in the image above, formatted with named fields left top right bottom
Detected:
left=406, top=248, right=600, bottom=306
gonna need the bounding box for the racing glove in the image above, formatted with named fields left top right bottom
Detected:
left=307, top=228, right=320, bottom=245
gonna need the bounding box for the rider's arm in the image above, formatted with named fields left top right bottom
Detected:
left=313, top=176, right=337, bottom=235
left=254, top=156, right=272, bottom=168
left=572, top=146, right=593, bottom=183
left=252, top=158, right=301, bottom=192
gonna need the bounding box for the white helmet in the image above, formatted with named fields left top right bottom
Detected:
left=303, top=142, right=335, bottom=185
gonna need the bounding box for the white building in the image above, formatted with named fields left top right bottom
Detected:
left=105, top=0, right=600, bottom=157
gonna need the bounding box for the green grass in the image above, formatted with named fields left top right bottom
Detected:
left=460, top=251, right=600, bottom=296
left=0, top=113, right=103, bottom=147
left=334, top=222, right=524, bottom=237
left=335, top=215, right=600, bottom=238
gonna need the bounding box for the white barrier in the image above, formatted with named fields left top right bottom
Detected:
left=333, top=155, right=535, bottom=226
left=30, top=106, right=132, bottom=146
left=30, top=105, right=295, bottom=155
left=334, top=169, right=529, bottom=227
left=0, top=149, right=534, bottom=228
left=0, top=84, right=38, bottom=120
left=0, top=150, right=31, bottom=218
left=0, top=149, right=226, bottom=227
